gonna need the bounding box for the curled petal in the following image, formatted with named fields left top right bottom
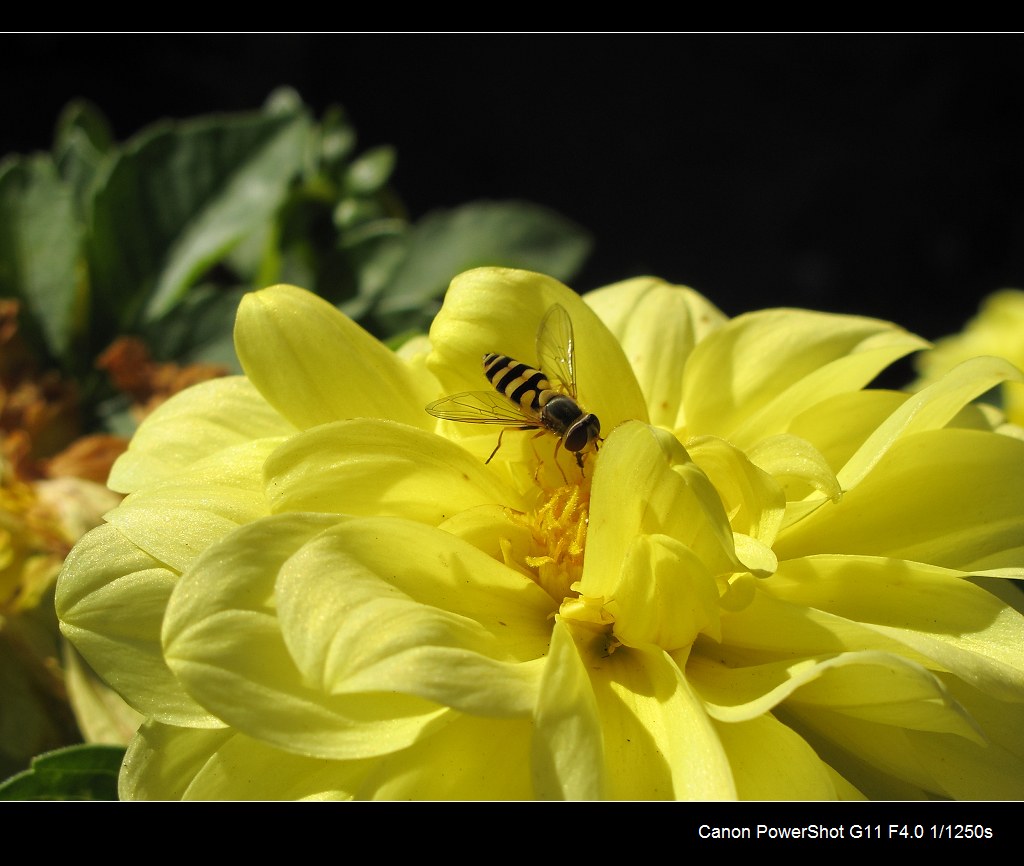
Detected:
left=786, top=390, right=907, bottom=480
left=715, top=582, right=928, bottom=660
left=605, top=533, right=721, bottom=650
left=121, top=722, right=234, bottom=801
left=437, top=504, right=538, bottom=579
left=787, top=701, right=1024, bottom=799
left=745, top=433, right=842, bottom=523
left=687, top=434, right=786, bottom=546
left=583, top=422, right=740, bottom=600
left=127, top=713, right=539, bottom=800
left=690, top=650, right=984, bottom=742
left=121, top=721, right=377, bottom=800
left=731, top=534, right=778, bottom=577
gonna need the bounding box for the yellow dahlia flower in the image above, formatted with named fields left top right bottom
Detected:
left=56, top=268, right=1024, bottom=800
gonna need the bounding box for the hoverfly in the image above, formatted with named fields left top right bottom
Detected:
left=426, top=304, right=601, bottom=473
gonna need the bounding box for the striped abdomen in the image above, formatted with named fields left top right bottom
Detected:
left=482, top=353, right=559, bottom=413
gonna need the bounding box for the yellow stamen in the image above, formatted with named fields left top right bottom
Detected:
left=508, top=483, right=590, bottom=602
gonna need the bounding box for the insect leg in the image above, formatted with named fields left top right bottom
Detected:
left=536, top=432, right=570, bottom=485
left=485, top=428, right=508, bottom=464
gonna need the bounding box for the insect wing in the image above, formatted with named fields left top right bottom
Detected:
left=536, top=304, right=578, bottom=398
left=426, top=390, right=540, bottom=426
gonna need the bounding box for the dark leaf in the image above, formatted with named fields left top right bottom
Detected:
left=0, top=744, right=124, bottom=801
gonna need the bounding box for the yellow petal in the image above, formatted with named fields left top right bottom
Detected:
left=583, top=422, right=739, bottom=600
left=263, top=418, right=527, bottom=522
left=605, top=533, right=721, bottom=650
left=163, top=513, right=450, bottom=760
left=690, top=650, right=980, bottom=739
left=714, top=582, right=933, bottom=663
left=695, top=648, right=1017, bottom=799
left=785, top=654, right=983, bottom=741
left=916, top=290, right=1024, bottom=422
left=532, top=618, right=605, bottom=799
left=106, top=438, right=281, bottom=573
left=62, top=644, right=144, bottom=745
left=584, top=277, right=726, bottom=429
left=107, top=376, right=295, bottom=494
left=763, top=555, right=1024, bottom=701
left=746, top=433, right=842, bottom=515
left=774, top=429, right=1024, bottom=573
left=941, top=673, right=1024, bottom=761
left=354, top=713, right=536, bottom=799
left=121, top=721, right=233, bottom=800
left=130, top=713, right=539, bottom=800
left=586, top=643, right=736, bottom=799
left=838, top=355, right=1024, bottom=490
left=437, top=504, right=538, bottom=580
left=788, top=702, right=1024, bottom=799
left=712, top=714, right=850, bottom=799
left=786, top=389, right=907, bottom=480
left=686, top=434, right=785, bottom=545
left=682, top=308, right=927, bottom=448
left=235, top=283, right=433, bottom=430
left=274, top=519, right=553, bottom=716
left=123, top=721, right=375, bottom=800
left=56, top=524, right=217, bottom=726
left=732, top=534, right=779, bottom=577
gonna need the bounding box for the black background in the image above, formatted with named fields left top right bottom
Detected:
left=6, top=33, right=1024, bottom=342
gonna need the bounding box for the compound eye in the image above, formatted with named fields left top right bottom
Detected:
left=564, top=427, right=586, bottom=452
left=565, top=414, right=600, bottom=452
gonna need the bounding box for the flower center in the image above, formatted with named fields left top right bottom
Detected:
left=510, top=483, right=589, bottom=603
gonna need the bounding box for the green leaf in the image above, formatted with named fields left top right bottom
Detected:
left=341, top=232, right=410, bottom=323
left=143, top=282, right=246, bottom=369
left=373, top=200, right=592, bottom=333
left=318, top=105, right=358, bottom=170
left=53, top=99, right=116, bottom=219
left=0, top=744, right=124, bottom=801
left=0, top=154, right=84, bottom=363
left=56, top=100, right=116, bottom=156
left=85, top=104, right=311, bottom=332
left=259, top=191, right=352, bottom=302
left=344, top=145, right=396, bottom=195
